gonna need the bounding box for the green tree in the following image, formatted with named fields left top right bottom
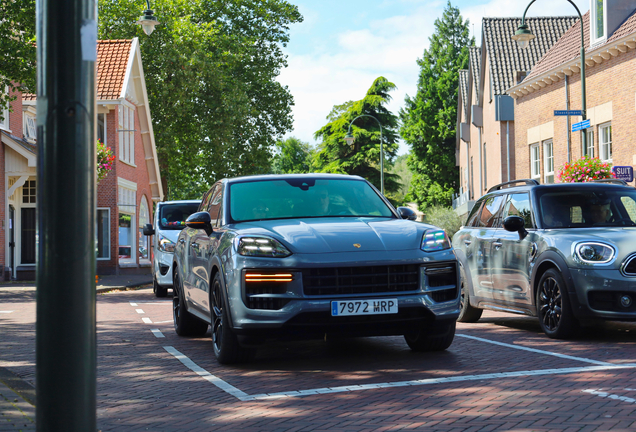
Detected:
left=400, top=1, right=473, bottom=210
left=99, top=0, right=302, bottom=199
left=271, top=137, right=314, bottom=174
left=314, top=76, right=400, bottom=193
left=0, top=0, right=36, bottom=119
left=389, top=153, right=412, bottom=205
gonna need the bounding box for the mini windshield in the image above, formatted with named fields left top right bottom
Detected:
left=538, top=187, right=636, bottom=228
left=159, top=203, right=201, bottom=230
left=229, top=178, right=394, bottom=222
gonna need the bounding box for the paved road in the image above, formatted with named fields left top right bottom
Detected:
left=2, top=287, right=636, bottom=431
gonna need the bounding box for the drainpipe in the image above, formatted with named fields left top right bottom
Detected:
left=466, top=141, right=470, bottom=198
left=506, top=121, right=510, bottom=182
left=479, top=127, right=483, bottom=194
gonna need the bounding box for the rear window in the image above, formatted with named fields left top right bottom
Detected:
left=159, top=203, right=200, bottom=230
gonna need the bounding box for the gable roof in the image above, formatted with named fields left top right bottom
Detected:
left=97, top=39, right=133, bottom=100
left=458, top=69, right=469, bottom=119
left=482, top=16, right=578, bottom=96
left=468, top=47, right=481, bottom=101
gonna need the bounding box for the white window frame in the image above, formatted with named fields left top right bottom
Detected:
left=543, top=139, right=554, bottom=184
left=599, top=122, right=612, bottom=162
left=96, top=207, right=111, bottom=260
left=530, top=143, right=540, bottom=180
left=118, top=104, right=135, bottom=166
left=118, top=178, right=137, bottom=266
left=590, top=0, right=607, bottom=46
left=583, top=129, right=594, bottom=158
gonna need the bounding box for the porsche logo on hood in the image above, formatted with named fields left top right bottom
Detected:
left=353, top=243, right=361, bottom=248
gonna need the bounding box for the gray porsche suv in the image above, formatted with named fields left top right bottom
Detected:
left=453, top=179, right=636, bottom=339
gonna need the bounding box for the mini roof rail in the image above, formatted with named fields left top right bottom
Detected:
left=590, top=179, right=629, bottom=185
left=487, top=179, right=540, bottom=193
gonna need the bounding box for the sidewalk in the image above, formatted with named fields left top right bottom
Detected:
left=0, top=370, right=35, bottom=431
left=0, top=274, right=152, bottom=293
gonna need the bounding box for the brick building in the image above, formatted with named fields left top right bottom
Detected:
left=508, top=3, right=636, bottom=185
left=454, top=17, right=576, bottom=218
left=0, top=38, right=163, bottom=280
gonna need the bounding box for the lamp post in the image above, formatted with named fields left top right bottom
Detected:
left=345, top=114, right=385, bottom=195
left=136, top=0, right=160, bottom=35
left=512, top=0, right=587, bottom=153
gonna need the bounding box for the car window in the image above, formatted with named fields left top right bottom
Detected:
left=199, top=188, right=214, bottom=213
left=229, top=178, right=394, bottom=222
left=502, top=193, right=534, bottom=228
left=465, top=201, right=483, bottom=227
left=478, top=195, right=504, bottom=228
left=159, top=202, right=201, bottom=230
left=207, top=184, right=223, bottom=227
left=621, top=196, right=636, bottom=220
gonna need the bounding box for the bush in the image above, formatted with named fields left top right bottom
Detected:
left=558, top=156, right=613, bottom=183
left=423, top=205, right=464, bottom=240
left=97, top=139, right=115, bottom=183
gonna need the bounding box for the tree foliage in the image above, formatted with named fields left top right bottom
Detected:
left=99, top=0, right=302, bottom=199
left=400, top=1, right=473, bottom=210
left=314, top=76, right=400, bottom=194
left=0, top=0, right=36, bottom=119
left=270, top=137, right=314, bottom=174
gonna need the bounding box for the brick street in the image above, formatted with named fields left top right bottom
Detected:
left=2, top=287, right=636, bottom=431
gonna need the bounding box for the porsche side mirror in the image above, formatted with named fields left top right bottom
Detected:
left=503, top=215, right=527, bottom=240
left=397, top=207, right=417, bottom=221
left=186, top=211, right=213, bottom=235
left=143, top=223, right=155, bottom=236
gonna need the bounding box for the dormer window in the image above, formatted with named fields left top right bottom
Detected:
left=591, top=0, right=606, bottom=45
left=24, top=115, right=36, bottom=141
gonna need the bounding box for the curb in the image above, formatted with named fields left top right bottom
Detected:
left=0, top=367, right=36, bottom=407
left=96, top=281, right=152, bottom=294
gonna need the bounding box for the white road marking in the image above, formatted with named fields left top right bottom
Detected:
left=584, top=389, right=636, bottom=404
left=131, top=301, right=172, bottom=305
left=136, top=309, right=145, bottom=314
left=164, top=346, right=249, bottom=400
left=456, top=333, right=613, bottom=366
left=151, top=329, right=165, bottom=338
left=163, top=344, right=636, bottom=402
left=154, top=320, right=173, bottom=324
left=130, top=302, right=138, bottom=307
left=0, top=311, right=14, bottom=314
left=142, top=317, right=153, bottom=324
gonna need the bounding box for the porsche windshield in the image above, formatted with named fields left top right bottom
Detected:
left=229, top=178, right=394, bottom=222
left=538, top=187, right=636, bottom=228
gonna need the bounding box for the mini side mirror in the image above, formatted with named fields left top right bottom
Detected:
left=186, top=211, right=213, bottom=235
left=143, top=223, right=155, bottom=236
left=503, top=215, right=528, bottom=239
left=397, top=207, right=417, bottom=221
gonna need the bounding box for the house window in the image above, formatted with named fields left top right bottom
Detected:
left=543, top=140, right=554, bottom=184
left=118, top=105, right=135, bottom=165
left=591, top=0, right=606, bottom=44
left=530, top=144, right=540, bottom=180
left=119, top=213, right=133, bottom=260
left=599, top=123, right=612, bottom=162
left=97, top=113, right=106, bottom=146
left=118, top=179, right=137, bottom=266
left=23, top=115, right=36, bottom=141
left=96, top=208, right=110, bottom=260
left=138, top=197, right=150, bottom=262
left=583, top=129, right=594, bottom=158
left=22, top=180, right=36, bottom=204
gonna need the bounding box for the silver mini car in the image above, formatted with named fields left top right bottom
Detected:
left=172, top=174, right=460, bottom=363
left=453, top=179, right=636, bottom=339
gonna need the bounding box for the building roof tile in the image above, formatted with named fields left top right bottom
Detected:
left=459, top=69, right=469, bottom=119
left=469, top=47, right=481, bottom=100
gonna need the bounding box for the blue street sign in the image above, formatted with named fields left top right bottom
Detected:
left=612, top=166, right=634, bottom=182
left=554, top=110, right=582, bottom=116
left=572, top=119, right=591, bottom=132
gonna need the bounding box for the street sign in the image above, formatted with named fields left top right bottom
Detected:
left=612, top=166, right=634, bottom=182
left=572, top=119, right=591, bottom=132
left=554, top=110, right=582, bottom=116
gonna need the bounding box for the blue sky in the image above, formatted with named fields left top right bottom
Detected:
left=277, top=0, right=590, bottom=155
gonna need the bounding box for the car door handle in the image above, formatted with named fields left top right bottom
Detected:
left=493, top=241, right=503, bottom=249
left=464, top=240, right=472, bottom=246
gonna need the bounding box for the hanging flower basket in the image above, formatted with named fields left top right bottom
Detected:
left=557, top=156, right=614, bottom=183
left=97, top=139, right=115, bottom=183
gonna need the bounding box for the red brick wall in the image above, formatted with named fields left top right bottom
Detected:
left=514, top=48, right=636, bottom=181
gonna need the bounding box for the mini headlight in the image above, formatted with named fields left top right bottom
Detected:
left=421, top=229, right=451, bottom=252
left=158, top=235, right=175, bottom=253
left=575, top=242, right=614, bottom=264
left=236, top=236, right=292, bottom=258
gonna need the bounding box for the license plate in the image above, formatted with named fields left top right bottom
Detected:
left=331, top=299, right=398, bottom=316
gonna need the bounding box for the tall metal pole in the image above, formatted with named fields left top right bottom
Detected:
left=36, top=0, right=97, bottom=429
left=346, top=114, right=385, bottom=195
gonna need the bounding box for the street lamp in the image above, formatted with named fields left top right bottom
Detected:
left=512, top=0, right=587, bottom=152
left=136, top=0, right=160, bottom=35
left=345, top=114, right=385, bottom=195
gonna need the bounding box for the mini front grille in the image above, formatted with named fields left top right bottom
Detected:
left=159, top=264, right=170, bottom=276
left=302, top=264, right=419, bottom=296
left=622, top=254, right=636, bottom=276
left=588, top=291, right=636, bottom=313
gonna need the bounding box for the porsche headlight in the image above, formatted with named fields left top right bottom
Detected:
left=575, top=242, right=615, bottom=264
left=158, top=235, right=176, bottom=253
left=236, top=236, right=292, bottom=258
left=421, top=229, right=451, bottom=252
